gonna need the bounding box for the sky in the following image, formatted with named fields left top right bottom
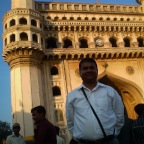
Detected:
left=0, top=0, right=138, bottom=125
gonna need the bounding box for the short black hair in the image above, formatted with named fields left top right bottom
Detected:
left=79, top=58, right=97, bottom=70
left=31, top=105, right=46, bottom=116
left=134, top=104, right=144, bottom=116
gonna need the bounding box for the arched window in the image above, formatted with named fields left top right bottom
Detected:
left=53, top=86, right=61, bottom=96
left=32, top=34, right=38, bottom=42
left=99, top=17, right=103, bottom=20
left=63, top=39, right=72, bottom=48
left=10, top=34, right=15, bottom=42
left=124, top=37, right=130, bottom=47
left=85, top=17, right=89, bottom=20
left=46, top=37, right=57, bottom=49
left=5, top=24, right=7, bottom=29
left=137, top=37, right=144, bottom=47
left=20, top=32, right=28, bottom=41
left=77, top=17, right=81, bottom=20
left=109, top=37, right=117, bottom=47
left=113, top=18, right=117, bottom=21
left=79, top=39, right=88, bottom=48
left=92, top=17, right=96, bottom=20
left=54, top=16, right=59, bottom=20
left=70, top=17, right=74, bottom=20
left=47, top=16, right=51, bottom=19
left=10, top=19, right=15, bottom=27
left=41, top=38, right=43, bottom=45
left=120, top=18, right=124, bottom=21
left=106, top=17, right=110, bottom=21
left=51, top=66, right=58, bottom=75
left=31, top=19, right=37, bottom=27
left=19, top=18, right=27, bottom=25
left=62, top=16, right=67, bottom=20
left=5, top=38, right=7, bottom=46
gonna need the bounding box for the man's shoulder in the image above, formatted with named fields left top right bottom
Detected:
left=67, top=86, right=81, bottom=96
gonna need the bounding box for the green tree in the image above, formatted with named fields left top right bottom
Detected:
left=0, top=121, right=12, bottom=143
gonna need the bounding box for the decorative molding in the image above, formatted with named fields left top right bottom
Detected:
left=126, top=66, right=135, bottom=75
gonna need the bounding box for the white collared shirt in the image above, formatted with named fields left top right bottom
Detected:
left=66, top=82, right=124, bottom=140
left=6, top=133, right=26, bottom=144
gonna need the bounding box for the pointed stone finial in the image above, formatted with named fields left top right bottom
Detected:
left=11, top=0, right=35, bottom=9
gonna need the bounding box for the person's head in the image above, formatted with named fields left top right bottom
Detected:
left=134, top=104, right=144, bottom=116
left=31, top=105, right=46, bottom=123
left=55, top=126, right=60, bottom=135
left=12, top=123, right=20, bottom=136
left=79, top=58, right=98, bottom=84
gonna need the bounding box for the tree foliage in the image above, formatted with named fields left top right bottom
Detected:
left=0, top=121, right=12, bottom=142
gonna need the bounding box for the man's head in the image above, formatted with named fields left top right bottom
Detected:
left=134, top=104, right=144, bottom=116
left=31, top=105, right=46, bottom=123
left=79, top=58, right=98, bottom=84
left=12, top=123, right=20, bottom=135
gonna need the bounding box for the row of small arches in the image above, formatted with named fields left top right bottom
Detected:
left=47, top=16, right=142, bottom=22
left=46, top=37, right=144, bottom=48
left=5, top=33, right=144, bottom=48
left=4, top=18, right=42, bottom=29
left=4, top=32, right=43, bottom=46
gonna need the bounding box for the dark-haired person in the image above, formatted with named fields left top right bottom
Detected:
left=132, top=103, right=144, bottom=144
left=31, top=105, right=57, bottom=144
left=66, top=58, right=124, bottom=144
left=6, top=123, right=26, bottom=144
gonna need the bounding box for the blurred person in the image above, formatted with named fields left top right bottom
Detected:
left=31, top=105, right=57, bottom=144
left=55, top=126, right=65, bottom=144
left=6, top=123, right=26, bottom=144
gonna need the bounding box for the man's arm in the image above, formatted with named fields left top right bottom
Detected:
left=66, top=94, right=74, bottom=135
left=6, top=136, right=11, bottom=144
left=113, top=89, right=124, bottom=135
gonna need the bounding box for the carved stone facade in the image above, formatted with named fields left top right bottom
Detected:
left=2, top=0, right=144, bottom=143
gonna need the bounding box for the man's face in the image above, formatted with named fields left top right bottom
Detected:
left=13, top=126, right=20, bottom=135
left=79, top=62, right=98, bottom=84
left=32, top=110, right=43, bottom=123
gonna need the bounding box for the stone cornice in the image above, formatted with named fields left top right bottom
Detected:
left=3, top=8, right=43, bottom=23
left=36, top=2, right=142, bottom=14
left=2, top=47, right=44, bottom=68
left=45, top=47, right=144, bottom=60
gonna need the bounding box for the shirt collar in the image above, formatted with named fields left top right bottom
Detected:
left=12, top=133, right=22, bottom=138
left=78, top=82, right=104, bottom=91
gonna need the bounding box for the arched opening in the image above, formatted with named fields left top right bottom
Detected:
left=31, top=19, right=37, bottom=27
left=124, top=37, right=131, bottom=47
left=51, top=66, right=58, bottom=75
left=79, top=39, right=88, bottom=48
left=137, top=37, right=144, bottom=47
left=10, top=19, right=15, bottom=27
left=109, top=37, right=117, bottom=47
left=10, top=34, right=15, bottom=42
left=62, top=16, right=67, bottom=20
left=77, top=17, right=81, bottom=20
left=32, top=34, right=38, bottom=42
left=92, top=17, right=96, bottom=20
left=63, top=39, right=72, bottom=48
left=46, top=37, right=57, bottom=49
left=20, top=32, right=28, bottom=41
left=5, top=38, right=7, bottom=46
left=70, top=17, right=74, bottom=20
left=98, top=73, right=143, bottom=119
left=19, top=18, right=27, bottom=25
left=41, top=38, right=43, bottom=45
left=53, top=86, right=61, bottom=96
left=5, top=24, right=7, bottom=29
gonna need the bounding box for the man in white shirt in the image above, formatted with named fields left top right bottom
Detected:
left=6, top=123, right=26, bottom=144
left=66, top=58, right=124, bottom=144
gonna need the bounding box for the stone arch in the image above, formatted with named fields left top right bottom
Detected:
left=137, top=37, right=144, bottom=47
left=109, top=36, right=118, bottom=47
left=31, top=19, right=37, bottom=27
left=19, top=17, right=27, bottom=25
left=123, top=37, right=132, bottom=47
left=10, top=19, right=15, bottom=27
left=63, top=37, right=73, bottom=48
left=79, top=37, right=88, bottom=48
left=20, top=32, right=28, bottom=41
left=50, top=66, right=59, bottom=75
left=32, top=34, right=38, bottom=42
left=98, top=71, right=144, bottom=119
left=45, top=37, right=57, bottom=49
left=52, top=86, right=61, bottom=96
left=10, top=34, right=15, bottom=43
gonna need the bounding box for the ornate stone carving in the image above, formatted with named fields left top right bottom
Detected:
left=126, top=66, right=135, bottom=75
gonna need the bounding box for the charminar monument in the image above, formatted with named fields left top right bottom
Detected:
left=2, top=0, right=144, bottom=142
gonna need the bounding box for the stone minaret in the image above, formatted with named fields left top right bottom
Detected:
left=2, top=0, right=44, bottom=136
